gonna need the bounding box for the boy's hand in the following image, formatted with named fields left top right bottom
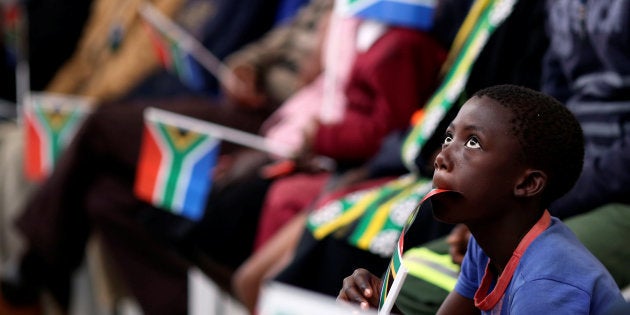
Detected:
left=337, top=268, right=383, bottom=310
left=446, top=224, right=470, bottom=265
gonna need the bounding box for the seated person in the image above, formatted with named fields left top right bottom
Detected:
left=338, top=84, right=625, bottom=314
left=391, top=1, right=630, bottom=312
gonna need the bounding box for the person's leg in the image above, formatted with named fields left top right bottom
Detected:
left=253, top=172, right=331, bottom=250
left=564, top=203, right=630, bottom=289
left=232, top=211, right=308, bottom=312
left=86, top=173, right=190, bottom=315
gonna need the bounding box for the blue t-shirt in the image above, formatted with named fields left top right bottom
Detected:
left=455, top=217, right=624, bottom=314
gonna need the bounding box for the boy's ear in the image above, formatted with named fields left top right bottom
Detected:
left=514, top=169, right=547, bottom=198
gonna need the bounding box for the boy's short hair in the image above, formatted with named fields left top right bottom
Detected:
left=474, top=84, right=584, bottom=208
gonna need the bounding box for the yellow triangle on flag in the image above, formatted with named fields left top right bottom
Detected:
left=164, top=125, right=204, bottom=152
left=41, top=107, right=74, bottom=132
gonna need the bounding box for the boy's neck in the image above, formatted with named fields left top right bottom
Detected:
left=468, top=208, right=546, bottom=275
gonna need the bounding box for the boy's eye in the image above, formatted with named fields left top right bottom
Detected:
left=443, top=133, right=453, bottom=145
left=465, top=136, right=481, bottom=149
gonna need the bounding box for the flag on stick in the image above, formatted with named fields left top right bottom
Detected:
left=377, top=188, right=450, bottom=314
left=134, top=107, right=298, bottom=220
left=142, top=15, right=205, bottom=91
left=139, top=2, right=242, bottom=90
left=134, top=108, right=221, bottom=221
left=337, top=0, right=436, bottom=31
left=23, top=93, right=93, bottom=181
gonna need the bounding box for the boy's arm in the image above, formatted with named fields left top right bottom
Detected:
left=437, top=291, right=479, bottom=315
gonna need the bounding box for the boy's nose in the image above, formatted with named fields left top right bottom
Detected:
left=434, top=149, right=451, bottom=171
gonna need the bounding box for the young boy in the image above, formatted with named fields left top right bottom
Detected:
left=338, top=84, right=625, bottom=314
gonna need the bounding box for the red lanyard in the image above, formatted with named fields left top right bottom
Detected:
left=474, top=210, right=551, bottom=310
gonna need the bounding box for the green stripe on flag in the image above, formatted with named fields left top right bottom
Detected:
left=33, top=103, right=85, bottom=167
left=156, top=124, right=208, bottom=210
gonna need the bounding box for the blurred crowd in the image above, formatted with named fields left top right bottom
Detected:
left=0, top=0, right=629, bottom=314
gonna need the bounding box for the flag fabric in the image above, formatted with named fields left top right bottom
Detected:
left=377, top=189, right=449, bottom=314
left=142, top=19, right=206, bottom=92
left=307, top=176, right=433, bottom=257
left=23, top=93, right=93, bottom=181
left=337, top=0, right=437, bottom=31
left=134, top=108, right=221, bottom=221
left=378, top=230, right=408, bottom=314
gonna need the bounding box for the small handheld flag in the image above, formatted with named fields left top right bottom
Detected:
left=23, top=93, right=93, bottom=181
left=378, top=188, right=450, bottom=314
left=142, top=15, right=205, bottom=91
left=134, top=107, right=308, bottom=220
left=139, top=2, right=242, bottom=90
left=134, top=108, right=221, bottom=221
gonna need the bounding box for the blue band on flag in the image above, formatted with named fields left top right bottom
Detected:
left=355, top=1, right=435, bottom=31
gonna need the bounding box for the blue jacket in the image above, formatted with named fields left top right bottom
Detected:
left=545, top=0, right=630, bottom=218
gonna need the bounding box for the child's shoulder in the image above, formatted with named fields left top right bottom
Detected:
left=510, top=218, right=624, bottom=312
left=525, top=218, right=604, bottom=273
left=518, top=217, right=619, bottom=291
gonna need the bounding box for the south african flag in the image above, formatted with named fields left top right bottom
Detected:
left=23, top=93, right=93, bottom=182
left=134, top=107, right=220, bottom=221
left=142, top=9, right=205, bottom=92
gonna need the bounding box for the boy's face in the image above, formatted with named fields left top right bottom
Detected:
left=431, top=96, right=526, bottom=224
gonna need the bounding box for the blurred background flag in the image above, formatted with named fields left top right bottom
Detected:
left=23, top=93, right=93, bottom=181
left=134, top=107, right=221, bottom=221
left=1, top=0, right=21, bottom=66
left=2, top=0, right=30, bottom=112
left=337, top=0, right=436, bottom=31
left=142, top=17, right=206, bottom=92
